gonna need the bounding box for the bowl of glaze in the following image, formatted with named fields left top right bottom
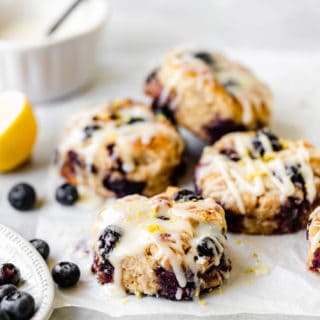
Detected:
left=0, top=0, right=109, bottom=103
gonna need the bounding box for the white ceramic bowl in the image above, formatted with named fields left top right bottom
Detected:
left=0, top=0, right=109, bottom=103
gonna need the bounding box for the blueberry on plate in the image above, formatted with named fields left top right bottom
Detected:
left=0, top=264, right=20, bottom=286
left=0, top=310, right=10, bottom=320
left=0, top=291, right=35, bottom=320
left=52, top=262, right=80, bottom=288
left=30, top=239, right=50, bottom=261
left=55, top=183, right=79, bottom=206
left=8, top=183, right=36, bottom=211
left=0, top=284, right=17, bottom=302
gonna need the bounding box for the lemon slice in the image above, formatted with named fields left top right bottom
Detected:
left=0, top=91, right=37, bottom=172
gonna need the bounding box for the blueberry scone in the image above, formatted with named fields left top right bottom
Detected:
left=91, top=187, right=231, bottom=300
left=194, top=129, right=320, bottom=234
left=144, top=47, right=271, bottom=143
left=307, top=207, right=320, bottom=272
left=55, top=99, right=184, bottom=198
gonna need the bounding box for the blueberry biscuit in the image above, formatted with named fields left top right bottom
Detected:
left=194, top=129, right=320, bottom=234
left=56, top=99, right=184, bottom=198
left=307, top=207, right=320, bottom=272
left=92, top=187, right=231, bottom=300
left=144, top=47, right=271, bottom=143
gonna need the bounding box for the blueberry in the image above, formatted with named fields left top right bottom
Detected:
left=252, top=129, right=282, bottom=156
left=220, top=148, right=240, bottom=161
left=173, top=189, right=203, bottom=202
left=193, top=51, right=215, bottom=66
left=0, top=284, right=17, bottom=302
left=91, top=254, right=114, bottom=284
left=222, top=79, right=239, bottom=89
left=127, top=117, right=145, bottom=125
left=102, top=176, right=145, bottom=198
left=0, top=310, right=10, bottom=320
left=52, top=262, right=80, bottom=288
left=197, top=237, right=221, bottom=257
left=311, top=248, right=320, bottom=270
left=287, top=165, right=304, bottom=187
left=55, top=183, right=78, bottom=206
left=83, top=124, right=101, bottom=139
left=98, top=225, right=122, bottom=259
left=8, top=183, right=36, bottom=211
left=146, top=68, right=158, bottom=83
left=0, top=291, right=35, bottom=320
left=30, top=239, right=50, bottom=261
left=0, top=264, right=20, bottom=286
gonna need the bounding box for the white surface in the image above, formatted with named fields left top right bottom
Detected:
left=0, top=0, right=109, bottom=102
left=0, top=0, right=320, bottom=319
left=0, top=224, right=55, bottom=320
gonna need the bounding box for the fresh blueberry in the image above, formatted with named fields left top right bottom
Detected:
left=197, top=237, right=220, bottom=257
left=8, top=183, right=36, bottom=211
left=0, top=264, right=20, bottom=286
left=0, top=291, right=35, bottom=320
left=193, top=51, right=215, bottom=66
left=55, top=183, right=78, bottom=206
left=30, top=239, right=50, bottom=261
left=220, top=148, right=240, bottom=161
left=0, top=310, right=10, bottom=320
left=83, top=124, right=101, bottom=139
left=52, top=262, right=80, bottom=288
left=98, top=225, right=122, bottom=259
left=252, top=129, right=282, bottom=156
left=0, top=284, right=17, bottom=302
left=173, top=189, right=203, bottom=202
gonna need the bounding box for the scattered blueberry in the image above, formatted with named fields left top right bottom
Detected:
left=252, top=129, right=282, bottom=156
left=0, top=310, right=10, bottom=320
left=197, top=237, right=221, bottom=257
left=220, top=148, right=240, bottom=161
left=55, top=183, right=78, bottom=206
left=83, top=124, right=101, bottom=139
left=8, top=183, right=36, bottom=211
left=30, top=239, right=50, bottom=261
left=52, top=262, right=80, bottom=288
left=98, top=225, right=122, bottom=259
left=0, top=264, right=20, bottom=286
left=102, top=176, right=145, bottom=198
left=0, top=291, right=35, bottom=320
left=0, top=284, right=17, bottom=302
left=193, top=51, right=215, bottom=66
left=173, top=189, right=203, bottom=202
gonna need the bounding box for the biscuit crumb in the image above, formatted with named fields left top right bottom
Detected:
left=121, top=298, right=128, bottom=304
left=245, top=266, right=269, bottom=276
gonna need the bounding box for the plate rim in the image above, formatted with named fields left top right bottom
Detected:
left=0, top=223, right=55, bottom=320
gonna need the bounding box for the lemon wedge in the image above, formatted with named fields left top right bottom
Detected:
left=0, top=91, right=37, bottom=172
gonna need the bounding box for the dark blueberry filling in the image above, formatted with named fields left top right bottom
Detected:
left=155, top=266, right=195, bottom=301
left=220, top=148, right=240, bottom=161
left=225, top=210, right=245, bottom=233
left=197, top=237, right=221, bottom=257
left=83, top=124, right=101, bottom=140
left=102, top=176, right=145, bottom=198
left=98, top=225, right=122, bottom=259
left=127, top=117, right=145, bottom=125
left=67, top=150, right=82, bottom=167
left=92, top=254, right=114, bottom=284
left=286, top=165, right=304, bottom=188
left=157, top=216, right=170, bottom=221
left=311, top=248, right=320, bottom=270
left=145, top=68, right=158, bottom=83
left=252, top=129, right=282, bottom=157
left=170, top=160, right=187, bottom=185
left=276, top=197, right=310, bottom=233
left=193, top=51, right=215, bottom=66
left=173, top=189, right=203, bottom=202
left=106, top=144, right=115, bottom=156
left=203, top=118, right=246, bottom=144
left=152, top=99, right=176, bottom=124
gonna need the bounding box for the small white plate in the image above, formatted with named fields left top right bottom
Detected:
left=0, top=224, right=55, bottom=320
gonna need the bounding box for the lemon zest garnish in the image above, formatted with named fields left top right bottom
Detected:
left=121, top=298, right=128, bottom=304
left=245, top=266, right=270, bottom=276
left=217, top=288, right=223, bottom=295
left=262, top=153, right=275, bottom=162
left=147, top=224, right=164, bottom=233
left=135, top=292, right=142, bottom=298
left=198, top=300, right=207, bottom=305
left=236, top=239, right=242, bottom=245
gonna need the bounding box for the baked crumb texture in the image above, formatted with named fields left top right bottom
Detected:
left=144, top=47, right=271, bottom=143
left=194, top=129, right=320, bottom=234
left=92, top=187, right=231, bottom=301
left=55, top=99, right=184, bottom=198
left=307, top=207, right=320, bottom=272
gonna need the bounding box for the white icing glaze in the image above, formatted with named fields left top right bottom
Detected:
left=94, top=194, right=227, bottom=298
left=308, top=207, right=320, bottom=253
left=196, top=133, right=318, bottom=214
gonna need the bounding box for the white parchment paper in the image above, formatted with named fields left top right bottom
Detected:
left=1, top=51, right=320, bottom=317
